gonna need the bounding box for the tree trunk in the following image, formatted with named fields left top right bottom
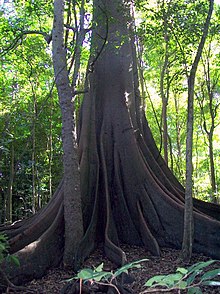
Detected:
left=208, top=132, right=217, bottom=202
left=0, top=0, right=220, bottom=286
left=52, top=0, right=83, bottom=266
left=174, top=93, right=184, bottom=184
left=6, top=143, right=14, bottom=223
left=199, top=46, right=219, bottom=204
left=75, top=0, right=220, bottom=268
left=48, top=95, right=53, bottom=200
left=31, top=90, right=37, bottom=213
left=182, top=0, right=214, bottom=261
left=160, top=29, right=169, bottom=165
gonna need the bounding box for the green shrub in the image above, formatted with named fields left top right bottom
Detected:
left=142, top=260, right=220, bottom=293
left=0, top=234, right=20, bottom=267
left=69, top=259, right=148, bottom=293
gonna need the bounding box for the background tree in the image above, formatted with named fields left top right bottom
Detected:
left=136, top=0, right=220, bottom=200
left=196, top=39, right=220, bottom=204
left=0, top=0, right=62, bottom=223
left=183, top=0, right=214, bottom=261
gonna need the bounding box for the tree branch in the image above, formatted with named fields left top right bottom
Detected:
left=0, top=30, right=51, bottom=56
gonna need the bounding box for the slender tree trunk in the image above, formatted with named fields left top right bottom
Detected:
left=182, top=0, right=214, bottom=261
left=160, top=43, right=169, bottom=164
left=160, top=0, right=171, bottom=165
left=6, top=143, right=14, bottom=223
left=207, top=90, right=218, bottom=204
left=32, top=105, right=37, bottom=214
left=52, top=0, right=83, bottom=266
left=208, top=131, right=217, bottom=203
left=174, top=93, right=184, bottom=183
left=48, top=95, right=53, bottom=200
left=168, top=134, right=174, bottom=172
left=200, top=51, right=219, bottom=204
left=29, top=79, right=39, bottom=213
left=71, top=0, right=86, bottom=89
left=198, top=96, right=218, bottom=203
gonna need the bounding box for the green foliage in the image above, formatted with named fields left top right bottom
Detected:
left=74, top=263, right=112, bottom=282
left=0, top=234, right=8, bottom=262
left=70, top=259, right=220, bottom=293
left=0, top=0, right=220, bottom=221
left=135, top=0, right=220, bottom=201
left=143, top=260, right=220, bottom=293
left=0, top=234, right=20, bottom=267
left=72, top=259, right=148, bottom=284
left=0, top=0, right=63, bottom=221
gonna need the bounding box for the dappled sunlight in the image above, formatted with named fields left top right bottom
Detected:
left=124, top=91, right=131, bottom=106
left=20, top=239, right=41, bottom=253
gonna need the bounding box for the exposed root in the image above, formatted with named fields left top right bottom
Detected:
left=1, top=180, right=64, bottom=254
left=0, top=267, right=37, bottom=293
left=1, top=195, right=64, bottom=286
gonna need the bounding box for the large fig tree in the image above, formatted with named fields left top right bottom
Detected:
left=1, top=0, right=220, bottom=286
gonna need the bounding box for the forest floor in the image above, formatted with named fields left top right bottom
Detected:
left=5, top=245, right=220, bottom=294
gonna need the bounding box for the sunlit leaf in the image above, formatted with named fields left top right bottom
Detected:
left=201, top=268, right=220, bottom=281
left=187, top=286, right=203, bottom=294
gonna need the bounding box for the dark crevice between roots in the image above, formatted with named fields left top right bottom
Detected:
left=137, top=201, right=160, bottom=256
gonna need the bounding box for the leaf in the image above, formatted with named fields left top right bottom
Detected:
left=75, top=267, right=112, bottom=282
left=201, top=268, right=220, bottom=281
left=177, top=267, right=188, bottom=275
left=202, top=280, right=220, bottom=286
left=187, top=260, right=216, bottom=274
left=113, top=259, right=148, bottom=279
left=161, top=273, right=184, bottom=287
left=186, top=269, right=202, bottom=285
left=0, top=244, right=6, bottom=251
left=0, top=234, right=7, bottom=242
left=76, top=268, right=95, bottom=280
left=177, top=281, right=188, bottom=289
left=144, top=275, right=167, bottom=287
left=94, top=263, right=104, bottom=272
left=89, top=271, right=112, bottom=282
left=6, top=255, right=20, bottom=267
left=145, top=271, right=185, bottom=289
left=0, top=253, right=4, bottom=261
left=187, top=286, right=203, bottom=294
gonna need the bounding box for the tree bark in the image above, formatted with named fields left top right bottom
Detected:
left=199, top=46, right=219, bottom=204
left=48, top=94, right=53, bottom=200
left=174, top=93, right=184, bottom=183
left=182, top=0, right=214, bottom=261
left=31, top=83, right=37, bottom=213
left=52, top=0, right=83, bottom=266
left=160, top=18, right=169, bottom=165
left=6, top=143, right=14, bottom=223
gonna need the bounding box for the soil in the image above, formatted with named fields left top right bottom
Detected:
left=3, top=245, right=220, bottom=294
